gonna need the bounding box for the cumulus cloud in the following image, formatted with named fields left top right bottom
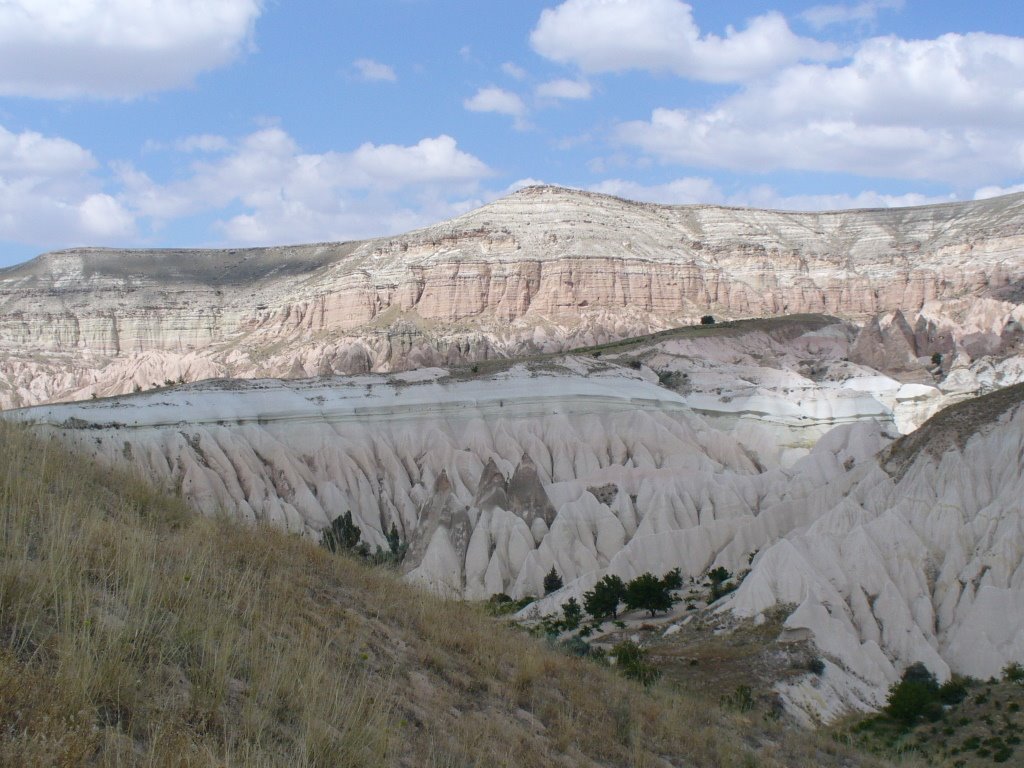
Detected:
left=801, top=0, right=904, bottom=30
left=536, top=79, right=592, bottom=100
left=119, top=129, right=493, bottom=244
left=589, top=175, right=955, bottom=211
left=502, top=62, right=528, bottom=80
left=464, top=86, right=529, bottom=129
left=530, top=0, right=835, bottom=83
left=975, top=183, right=1024, bottom=200
left=352, top=58, right=397, bottom=82
left=174, top=134, right=230, bottom=153
left=589, top=177, right=723, bottom=204
left=0, top=0, right=261, bottom=99
left=0, top=124, right=135, bottom=245
left=731, top=186, right=954, bottom=211
left=616, top=32, right=1024, bottom=186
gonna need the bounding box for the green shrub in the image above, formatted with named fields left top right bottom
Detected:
left=939, top=676, right=970, bottom=705
left=543, top=566, right=563, bottom=595
left=562, top=597, right=582, bottom=630
left=584, top=575, right=626, bottom=620
left=721, top=684, right=755, bottom=712
left=886, top=663, right=942, bottom=726
left=1003, top=662, right=1024, bottom=683
left=624, top=572, right=674, bottom=617
left=611, top=641, right=660, bottom=686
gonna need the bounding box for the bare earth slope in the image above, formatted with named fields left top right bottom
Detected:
left=2, top=185, right=1022, bottom=408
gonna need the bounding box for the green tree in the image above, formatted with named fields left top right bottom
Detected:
left=700, top=315, right=715, bottom=325
left=707, top=566, right=734, bottom=600
left=624, top=572, right=674, bottom=617
left=583, top=575, right=626, bottom=620
left=661, top=567, right=683, bottom=591
left=321, top=511, right=362, bottom=553
left=562, top=597, right=582, bottom=630
left=885, top=663, right=942, bottom=726
left=543, top=566, right=564, bottom=595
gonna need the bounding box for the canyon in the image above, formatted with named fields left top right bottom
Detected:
left=4, top=187, right=1024, bottom=726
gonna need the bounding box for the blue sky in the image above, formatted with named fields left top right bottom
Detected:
left=0, top=0, right=1022, bottom=267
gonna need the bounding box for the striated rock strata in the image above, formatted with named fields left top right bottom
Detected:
left=2, top=185, right=1023, bottom=408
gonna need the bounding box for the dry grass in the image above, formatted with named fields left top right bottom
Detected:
left=0, top=420, right=895, bottom=767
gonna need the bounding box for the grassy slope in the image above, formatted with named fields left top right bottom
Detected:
left=0, top=420, right=898, bottom=767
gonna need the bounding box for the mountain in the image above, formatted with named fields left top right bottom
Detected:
left=2, top=185, right=1023, bottom=408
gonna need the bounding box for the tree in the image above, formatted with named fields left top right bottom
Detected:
left=624, top=572, right=674, bottom=617
left=886, top=663, right=942, bottom=725
left=701, top=315, right=715, bottom=325
left=661, top=567, right=683, bottom=591
left=386, top=523, right=401, bottom=554
left=707, top=566, right=734, bottom=600
left=543, top=566, right=564, bottom=595
left=321, top=511, right=363, bottom=553
left=583, top=575, right=626, bottom=620
left=562, top=597, right=582, bottom=630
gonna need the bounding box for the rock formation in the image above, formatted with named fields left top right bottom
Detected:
left=2, top=185, right=1022, bottom=408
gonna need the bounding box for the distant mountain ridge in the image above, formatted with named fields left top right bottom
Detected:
left=1, top=185, right=1023, bottom=408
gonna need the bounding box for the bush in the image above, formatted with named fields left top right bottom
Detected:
left=707, top=566, right=735, bottom=601
left=321, top=511, right=363, bottom=553
left=1004, top=662, right=1024, bottom=683
left=938, top=676, right=970, bottom=705
left=562, top=597, right=582, bottom=630
left=612, top=641, right=660, bottom=686
left=584, top=575, right=626, bottom=620
left=624, top=572, right=677, bottom=617
left=543, top=566, right=563, bottom=595
left=721, top=685, right=755, bottom=712
left=700, top=315, right=715, bottom=325
left=886, top=663, right=942, bottom=726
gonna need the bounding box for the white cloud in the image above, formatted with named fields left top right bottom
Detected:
left=616, top=32, right=1024, bottom=186
left=502, top=62, right=528, bottom=80
left=801, top=0, right=904, bottom=30
left=464, top=86, right=529, bottom=129
left=0, top=0, right=261, bottom=99
left=530, top=0, right=835, bottom=83
left=464, top=87, right=527, bottom=117
left=730, top=186, right=954, bottom=211
left=119, top=129, right=493, bottom=244
left=174, top=134, right=230, bottom=153
left=975, top=183, right=1024, bottom=200
left=589, top=175, right=956, bottom=211
left=0, top=124, right=135, bottom=245
left=353, top=58, right=397, bottom=82
left=536, top=78, right=592, bottom=100
left=589, top=177, right=722, bottom=204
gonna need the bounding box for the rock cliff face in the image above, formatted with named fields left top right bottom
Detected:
left=2, top=185, right=1022, bottom=408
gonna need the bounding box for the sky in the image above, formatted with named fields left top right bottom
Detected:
left=0, top=0, right=1022, bottom=267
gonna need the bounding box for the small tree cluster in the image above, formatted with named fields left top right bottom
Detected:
left=707, top=566, right=735, bottom=601
left=321, top=513, right=406, bottom=567
left=700, top=315, right=715, bottom=325
left=583, top=569, right=682, bottom=621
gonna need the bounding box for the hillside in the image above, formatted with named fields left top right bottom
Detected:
left=0, top=419, right=896, bottom=767
left=2, top=185, right=1022, bottom=408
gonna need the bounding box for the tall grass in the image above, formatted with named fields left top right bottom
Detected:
left=0, top=420, right=898, bottom=766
